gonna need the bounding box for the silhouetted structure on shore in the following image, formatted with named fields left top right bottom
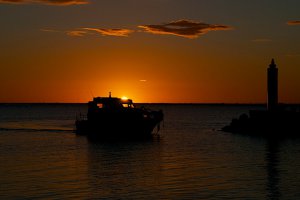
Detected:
left=222, top=59, right=300, bottom=136
left=267, top=59, right=278, bottom=111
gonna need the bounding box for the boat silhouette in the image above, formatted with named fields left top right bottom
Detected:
left=75, top=93, right=164, bottom=139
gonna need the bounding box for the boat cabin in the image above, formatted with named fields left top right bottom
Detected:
left=88, top=97, right=134, bottom=111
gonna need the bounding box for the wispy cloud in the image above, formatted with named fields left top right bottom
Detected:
left=287, top=20, right=300, bottom=26
left=82, top=28, right=134, bottom=37
left=138, top=19, right=233, bottom=39
left=0, top=0, right=89, bottom=5
left=41, top=27, right=134, bottom=37
left=66, top=30, right=87, bottom=37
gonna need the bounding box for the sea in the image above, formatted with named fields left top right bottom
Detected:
left=0, top=103, right=300, bottom=199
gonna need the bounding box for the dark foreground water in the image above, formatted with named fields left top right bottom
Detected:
left=0, top=104, right=300, bottom=199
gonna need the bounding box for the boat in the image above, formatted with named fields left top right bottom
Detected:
left=75, top=93, right=164, bottom=139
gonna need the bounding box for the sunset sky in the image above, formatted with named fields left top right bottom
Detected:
left=1, top=0, right=300, bottom=103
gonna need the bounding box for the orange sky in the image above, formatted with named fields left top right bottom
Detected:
left=1, top=0, right=300, bottom=103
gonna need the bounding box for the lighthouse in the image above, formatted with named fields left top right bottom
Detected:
left=267, top=59, right=278, bottom=111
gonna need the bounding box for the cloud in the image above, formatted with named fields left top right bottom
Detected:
left=42, top=20, right=231, bottom=39
left=66, top=30, right=88, bottom=37
left=138, top=19, right=232, bottom=39
left=287, top=20, right=300, bottom=25
left=0, top=0, right=89, bottom=5
left=41, top=27, right=134, bottom=37
left=82, top=28, right=134, bottom=37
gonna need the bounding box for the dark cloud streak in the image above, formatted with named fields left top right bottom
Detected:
left=139, top=19, right=232, bottom=39
left=287, top=20, right=300, bottom=25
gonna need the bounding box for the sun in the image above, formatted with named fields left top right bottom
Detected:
left=121, top=96, right=128, bottom=100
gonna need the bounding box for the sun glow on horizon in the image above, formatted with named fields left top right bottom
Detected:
left=121, top=96, right=128, bottom=100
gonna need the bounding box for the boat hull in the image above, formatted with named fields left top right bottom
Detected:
left=76, top=118, right=161, bottom=139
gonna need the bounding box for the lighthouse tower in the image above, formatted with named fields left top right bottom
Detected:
left=267, top=59, right=278, bottom=111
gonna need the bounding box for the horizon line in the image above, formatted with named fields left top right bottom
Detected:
left=0, top=102, right=296, bottom=105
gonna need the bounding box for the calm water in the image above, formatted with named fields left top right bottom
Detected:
left=0, top=104, right=300, bottom=199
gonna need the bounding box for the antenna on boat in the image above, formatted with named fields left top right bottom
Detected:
left=109, top=92, right=111, bottom=98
